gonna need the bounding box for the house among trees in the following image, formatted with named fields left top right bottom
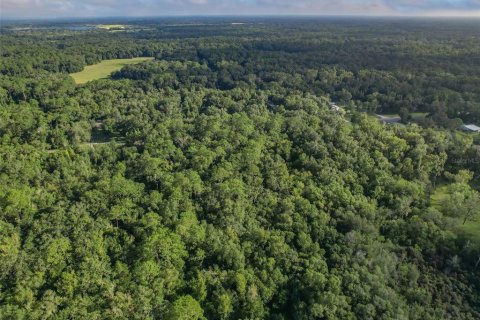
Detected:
left=462, top=124, right=480, bottom=132
left=329, top=102, right=345, bottom=114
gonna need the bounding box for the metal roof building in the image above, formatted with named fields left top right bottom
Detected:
left=463, top=124, right=480, bottom=132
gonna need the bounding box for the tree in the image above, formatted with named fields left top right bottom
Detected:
left=399, top=107, right=410, bottom=124
left=442, top=183, right=480, bottom=225
left=166, top=295, right=205, bottom=320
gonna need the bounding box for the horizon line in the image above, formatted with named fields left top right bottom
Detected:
left=3, top=14, right=480, bottom=22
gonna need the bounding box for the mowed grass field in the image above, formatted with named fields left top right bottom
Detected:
left=70, top=57, right=154, bottom=84
left=431, top=185, right=480, bottom=244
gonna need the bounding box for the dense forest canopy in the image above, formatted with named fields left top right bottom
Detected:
left=1, top=17, right=480, bottom=319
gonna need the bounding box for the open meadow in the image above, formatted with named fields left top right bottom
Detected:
left=69, top=57, right=154, bottom=84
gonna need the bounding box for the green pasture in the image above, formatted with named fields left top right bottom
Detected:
left=70, top=57, right=154, bottom=84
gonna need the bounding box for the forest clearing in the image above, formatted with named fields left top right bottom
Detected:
left=69, top=57, right=154, bottom=84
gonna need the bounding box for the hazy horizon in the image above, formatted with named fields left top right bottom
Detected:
left=2, top=0, right=480, bottom=20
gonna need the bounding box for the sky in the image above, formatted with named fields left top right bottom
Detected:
left=2, top=0, right=480, bottom=19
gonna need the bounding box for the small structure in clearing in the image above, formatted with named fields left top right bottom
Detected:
left=329, top=102, right=346, bottom=115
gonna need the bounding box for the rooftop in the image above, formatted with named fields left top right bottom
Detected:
left=463, top=124, right=480, bottom=132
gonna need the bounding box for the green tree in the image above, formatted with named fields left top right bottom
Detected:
left=167, top=295, right=205, bottom=320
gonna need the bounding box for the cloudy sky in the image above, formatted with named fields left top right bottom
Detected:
left=2, top=0, right=480, bottom=19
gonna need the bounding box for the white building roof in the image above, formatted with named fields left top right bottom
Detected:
left=463, top=124, right=480, bottom=132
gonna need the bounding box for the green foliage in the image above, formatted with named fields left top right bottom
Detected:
left=442, top=183, right=480, bottom=225
left=167, top=295, right=205, bottom=320
left=0, top=17, right=479, bottom=319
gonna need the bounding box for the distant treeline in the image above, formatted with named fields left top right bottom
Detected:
left=2, top=18, right=480, bottom=126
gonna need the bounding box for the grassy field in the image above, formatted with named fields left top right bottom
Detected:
left=410, top=112, right=429, bottom=121
left=376, top=112, right=428, bottom=120
left=431, top=185, right=480, bottom=243
left=453, top=130, right=480, bottom=142
left=430, top=185, right=449, bottom=208
left=70, top=57, right=154, bottom=84
left=377, top=113, right=399, bottom=117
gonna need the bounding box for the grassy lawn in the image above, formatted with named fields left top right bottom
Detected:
left=410, top=112, right=428, bottom=120
left=431, top=185, right=480, bottom=243
left=430, top=185, right=449, bottom=208
left=378, top=113, right=399, bottom=117
left=375, top=112, right=428, bottom=121
left=454, top=130, right=480, bottom=141
left=70, top=57, right=154, bottom=84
